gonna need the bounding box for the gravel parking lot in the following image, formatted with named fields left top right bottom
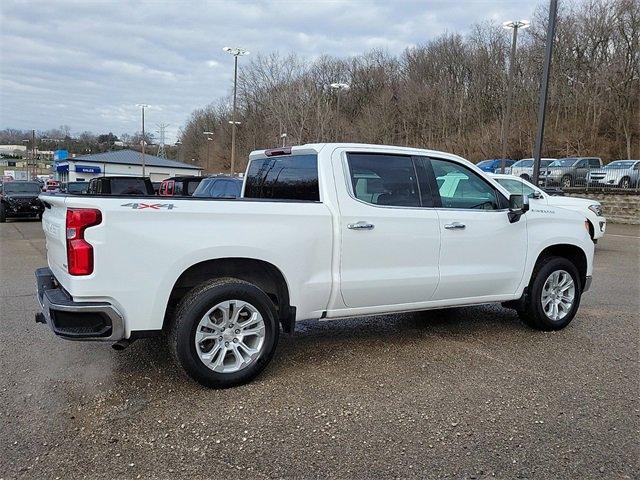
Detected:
left=1, top=220, right=638, bottom=479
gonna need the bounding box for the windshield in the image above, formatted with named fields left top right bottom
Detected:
left=604, top=161, right=636, bottom=169
left=193, top=178, right=242, bottom=198
left=513, top=159, right=533, bottom=167
left=549, top=159, right=577, bottom=167
left=476, top=160, right=494, bottom=168
left=495, top=177, right=539, bottom=198
left=4, top=182, right=41, bottom=194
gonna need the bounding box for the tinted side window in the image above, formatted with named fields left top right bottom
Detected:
left=576, top=160, right=588, bottom=168
left=111, top=179, right=147, bottom=195
left=346, top=153, right=420, bottom=207
left=588, top=159, right=601, bottom=168
left=429, top=159, right=499, bottom=210
left=244, top=154, right=319, bottom=201
left=187, top=180, right=200, bottom=195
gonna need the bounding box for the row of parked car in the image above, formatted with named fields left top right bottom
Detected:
left=59, top=175, right=243, bottom=198
left=477, top=157, right=640, bottom=189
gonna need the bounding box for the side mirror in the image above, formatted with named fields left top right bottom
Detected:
left=508, top=194, right=529, bottom=223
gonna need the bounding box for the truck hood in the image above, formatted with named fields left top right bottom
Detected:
left=546, top=195, right=598, bottom=209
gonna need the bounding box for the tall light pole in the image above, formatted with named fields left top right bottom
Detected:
left=223, top=46, right=249, bottom=174
left=532, top=1, right=558, bottom=185
left=500, top=20, right=529, bottom=173
left=22, top=138, right=30, bottom=179
left=330, top=83, right=350, bottom=141
left=175, top=140, right=182, bottom=162
left=203, top=131, right=214, bottom=170
left=136, top=104, right=149, bottom=176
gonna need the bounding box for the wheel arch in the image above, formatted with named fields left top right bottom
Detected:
left=534, top=243, right=588, bottom=289
left=163, top=257, right=294, bottom=333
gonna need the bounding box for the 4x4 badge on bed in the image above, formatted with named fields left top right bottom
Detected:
left=121, top=203, right=175, bottom=210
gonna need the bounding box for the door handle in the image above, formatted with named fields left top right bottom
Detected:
left=444, top=222, right=466, bottom=230
left=347, top=221, right=375, bottom=230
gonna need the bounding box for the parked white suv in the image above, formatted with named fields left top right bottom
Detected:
left=490, top=173, right=606, bottom=242
left=36, top=144, right=595, bottom=388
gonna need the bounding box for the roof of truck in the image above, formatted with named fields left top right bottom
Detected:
left=249, top=143, right=468, bottom=162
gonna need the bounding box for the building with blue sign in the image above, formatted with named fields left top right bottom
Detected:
left=55, top=149, right=202, bottom=183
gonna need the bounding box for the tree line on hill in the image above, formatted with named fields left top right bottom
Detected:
left=179, top=0, right=639, bottom=174
left=0, top=127, right=163, bottom=158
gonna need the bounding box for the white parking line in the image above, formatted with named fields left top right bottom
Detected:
left=606, top=233, right=640, bottom=239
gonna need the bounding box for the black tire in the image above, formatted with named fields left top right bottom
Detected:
left=0, top=203, right=6, bottom=223
left=561, top=175, right=573, bottom=188
left=619, top=177, right=630, bottom=189
left=169, top=277, right=279, bottom=388
left=518, top=256, right=582, bottom=331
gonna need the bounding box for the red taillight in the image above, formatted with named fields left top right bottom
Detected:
left=66, top=208, right=102, bottom=276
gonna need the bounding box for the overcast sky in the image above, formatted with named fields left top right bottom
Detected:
left=0, top=0, right=538, bottom=143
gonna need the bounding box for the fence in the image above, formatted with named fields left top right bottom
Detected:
left=533, top=164, right=640, bottom=192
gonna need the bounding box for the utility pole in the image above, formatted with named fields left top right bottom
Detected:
left=280, top=133, right=287, bottom=147
left=532, top=0, right=558, bottom=185
left=203, top=131, right=214, bottom=171
left=136, top=104, right=149, bottom=176
left=223, top=47, right=249, bottom=174
left=500, top=20, right=529, bottom=173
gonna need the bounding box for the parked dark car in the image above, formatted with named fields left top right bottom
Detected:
left=0, top=181, right=44, bottom=222
left=192, top=176, right=243, bottom=198
left=63, top=181, right=89, bottom=194
left=476, top=159, right=517, bottom=173
left=159, top=176, right=204, bottom=197
left=87, top=176, right=154, bottom=195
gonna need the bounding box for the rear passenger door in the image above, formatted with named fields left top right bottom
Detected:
left=336, top=151, right=441, bottom=309
left=424, top=157, right=527, bottom=300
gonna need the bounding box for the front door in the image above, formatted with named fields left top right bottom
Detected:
left=336, top=151, right=441, bottom=309
left=424, top=157, right=527, bottom=301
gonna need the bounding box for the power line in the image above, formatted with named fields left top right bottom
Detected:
left=156, top=123, right=169, bottom=158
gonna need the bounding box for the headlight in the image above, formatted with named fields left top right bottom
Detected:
left=588, top=204, right=602, bottom=216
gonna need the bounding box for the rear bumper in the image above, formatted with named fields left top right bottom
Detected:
left=35, top=267, right=125, bottom=341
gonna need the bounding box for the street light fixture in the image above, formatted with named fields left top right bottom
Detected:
left=223, top=46, right=250, bottom=175
left=136, top=104, right=150, bottom=176
left=499, top=20, right=529, bottom=173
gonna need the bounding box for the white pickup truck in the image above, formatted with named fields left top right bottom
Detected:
left=36, top=143, right=594, bottom=388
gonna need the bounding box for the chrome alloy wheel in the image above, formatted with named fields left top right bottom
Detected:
left=541, top=270, right=575, bottom=321
left=194, top=300, right=266, bottom=373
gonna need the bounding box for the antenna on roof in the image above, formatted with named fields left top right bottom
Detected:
left=156, top=123, right=169, bottom=158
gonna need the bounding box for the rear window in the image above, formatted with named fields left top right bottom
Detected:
left=4, top=182, right=41, bottom=194
left=244, top=154, right=319, bottom=201
left=111, top=178, right=150, bottom=195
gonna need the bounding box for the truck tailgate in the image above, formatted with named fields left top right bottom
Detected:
left=40, top=195, right=69, bottom=281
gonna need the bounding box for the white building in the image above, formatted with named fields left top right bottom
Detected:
left=55, top=149, right=202, bottom=183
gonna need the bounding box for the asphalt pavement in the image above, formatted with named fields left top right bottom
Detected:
left=1, top=220, right=638, bottom=479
